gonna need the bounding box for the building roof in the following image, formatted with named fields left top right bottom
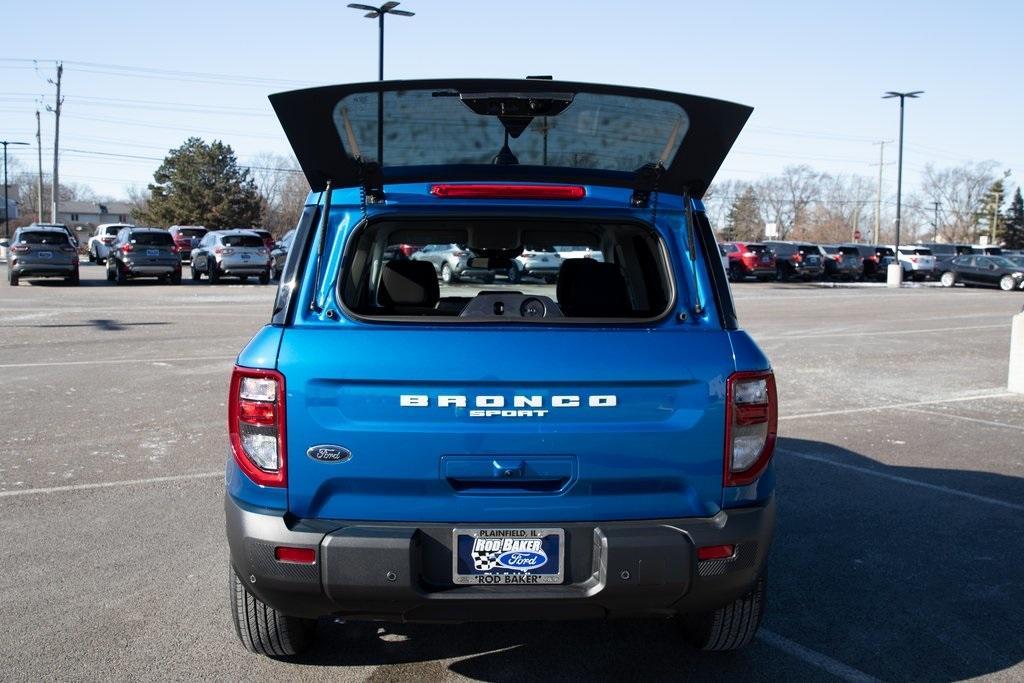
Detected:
left=60, top=201, right=134, bottom=215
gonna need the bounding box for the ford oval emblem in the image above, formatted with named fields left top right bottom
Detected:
left=306, top=445, right=351, bottom=463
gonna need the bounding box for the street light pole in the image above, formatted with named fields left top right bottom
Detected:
left=1, top=140, right=30, bottom=239
left=347, top=2, right=415, bottom=81
left=882, top=91, right=922, bottom=257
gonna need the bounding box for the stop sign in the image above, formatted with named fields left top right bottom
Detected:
left=854, top=230, right=862, bottom=240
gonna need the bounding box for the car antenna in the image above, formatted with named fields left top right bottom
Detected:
left=683, top=187, right=705, bottom=316
left=309, top=179, right=333, bottom=313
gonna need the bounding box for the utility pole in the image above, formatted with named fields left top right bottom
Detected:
left=35, top=109, right=43, bottom=222
left=932, top=201, right=940, bottom=242
left=871, top=140, right=892, bottom=244
left=991, top=185, right=1002, bottom=245
left=46, top=62, right=63, bottom=224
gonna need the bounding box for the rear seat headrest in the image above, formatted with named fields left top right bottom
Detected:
left=556, top=259, right=632, bottom=317
left=379, top=260, right=440, bottom=310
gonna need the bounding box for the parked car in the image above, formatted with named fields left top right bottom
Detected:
left=87, top=223, right=132, bottom=264
left=510, top=246, right=562, bottom=283
left=1006, top=254, right=1024, bottom=269
left=168, top=226, right=208, bottom=261
left=105, top=227, right=182, bottom=285
left=190, top=229, right=271, bottom=284
left=251, top=229, right=276, bottom=252
left=722, top=242, right=776, bottom=281
left=833, top=243, right=882, bottom=280
left=822, top=245, right=862, bottom=280
left=270, top=229, right=296, bottom=280
left=763, top=241, right=825, bottom=280
left=895, top=246, right=937, bottom=281
left=224, top=79, right=775, bottom=657
left=410, top=243, right=496, bottom=284
left=554, top=245, right=605, bottom=262
left=916, top=242, right=972, bottom=277
left=971, top=245, right=1003, bottom=256
left=29, top=222, right=78, bottom=248
left=939, top=255, right=1024, bottom=291
left=2, top=226, right=79, bottom=286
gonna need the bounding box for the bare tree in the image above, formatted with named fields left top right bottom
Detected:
left=249, top=153, right=309, bottom=236
left=920, top=161, right=1001, bottom=243
left=754, top=165, right=824, bottom=239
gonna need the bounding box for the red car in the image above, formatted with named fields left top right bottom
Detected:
left=722, top=242, right=777, bottom=281
left=168, top=225, right=208, bottom=260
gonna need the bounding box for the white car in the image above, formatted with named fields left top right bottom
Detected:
left=510, top=247, right=562, bottom=284
left=88, top=223, right=133, bottom=264
left=554, top=245, right=605, bottom=263
left=895, top=246, right=936, bottom=281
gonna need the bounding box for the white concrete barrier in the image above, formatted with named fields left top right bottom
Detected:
left=886, top=263, right=903, bottom=288
left=1010, top=311, right=1024, bottom=394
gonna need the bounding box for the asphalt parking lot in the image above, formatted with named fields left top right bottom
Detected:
left=2, top=264, right=1022, bottom=682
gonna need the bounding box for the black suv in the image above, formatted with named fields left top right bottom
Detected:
left=106, top=227, right=182, bottom=285
left=822, top=245, right=862, bottom=280
left=763, top=241, right=825, bottom=280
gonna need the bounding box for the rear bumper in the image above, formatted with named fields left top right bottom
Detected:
left=219, top=258, right=269, bottom=275
left=225, top=495, right=774, bottom=622
left=11, top=262, right=76, bottom=277
left=123, top=263, right=179, bottom=276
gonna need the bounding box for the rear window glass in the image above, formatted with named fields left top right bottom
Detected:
left=798, top=245, right=819, bottom=253
left=223, top=234, right=264, bottom=247
left=721, top=244, right=739, bottom=253
left=19, top=231, right=69, bottom=245
left=766, top=243, right=794, bottom=255
left=875, top=247, right=894, bottom=256
left=177, top=229, right=205, bottom=239
left=333, top=90, right=688, bottom=173
left=822, top=246, right=838, bottom=254
left=340, top=219, right=671, bottom=322
left=103, top=226, right=121, bottom=235
left=926, top=244, right=955, bottom=255
left=745, top=244, right=766, bottom=253
left=130, top=232, right=173, bottom=246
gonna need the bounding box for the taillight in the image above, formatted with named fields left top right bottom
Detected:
left=215, top=247, right=235, bottom=255
left=792, top=253, right=802, bottom=263
left=724, top=370, right=777, bottom=487
left=742, top=251, right=755, bottom=258
left=258, top=248, right=268, bottom=255
left=11, top=245, right=30, bottom=253
left=102, top=237, right=115, bottom=244
left=430, top=183, right=586, bottom=200
left=228, top=366, right=286, bottom=487
left=171, top=244, right=181, bottom=254
left=121, top=243, right=133, bottom=253
left=61, top=246, right=76, bottom=253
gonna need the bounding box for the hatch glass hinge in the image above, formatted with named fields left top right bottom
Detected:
left=360, top=162, right=384, bottom=204
left=631, top=163, right=663, bottom=208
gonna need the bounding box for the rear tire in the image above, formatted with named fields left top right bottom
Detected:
left=506, top=265, right=521, bottom=284
left=106, top=263, right=116, bottom=282
left=230, top=567, right=315, bottom=657
left=259, top=270, right=270, bottom=285
left=940, top=271, right=956, bottom=288
left=66, top=270, right=80, bottom=286
left=209, top=258, right=220, bottom=284
left=999, top=275, right=1017, bottom=292
left=676, top=574, right=766, bottom=651
left=191, top=262, right=202, bottom=281
left=170, top=270, right=182, bottom=285
left=441, top=262, right=458, bottom=284
left=88, top=248, right=96, bottom=263
left=238, top=275, right=248, bottom=284
left=115, top=261, right=128, bottom=285
left=8, top=270, right=18, bottom=286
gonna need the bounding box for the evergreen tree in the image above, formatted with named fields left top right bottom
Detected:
left=1004, top=187, right=1024, bottom=250
left=724, top=186, right=763, bottom=241
left=976, top=179, right=1006, bottom=244
left=140, top=138, right=262, bottom=228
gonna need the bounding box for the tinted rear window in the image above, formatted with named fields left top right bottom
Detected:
left=19, top=231, right=69, bottom=245
left=341, top=219, right=671, bottom=322
left=104, top=226, right=121, bottom=235
left=766, top=243, right=794, bottom=255
left=131, top=232, right=173, bottom=246
left=223, top=234, right=264, bottom=247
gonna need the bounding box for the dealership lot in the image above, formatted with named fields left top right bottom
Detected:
left=1, top=264, right=1022, bottom=681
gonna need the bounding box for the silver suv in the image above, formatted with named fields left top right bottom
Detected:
left=3, top=227, right=80, bottom=286
left=190, top=230, right=271, bottom=284
left=410, top=243, right=496, bottom=284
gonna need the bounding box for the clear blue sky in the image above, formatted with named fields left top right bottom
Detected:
left=1, top=0, right=1020, bottom=203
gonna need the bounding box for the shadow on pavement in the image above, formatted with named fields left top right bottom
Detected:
left=279, top=437, right=1022, bottom=680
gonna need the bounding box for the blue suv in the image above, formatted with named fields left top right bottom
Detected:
left=226, top=79, right=776, bottom=656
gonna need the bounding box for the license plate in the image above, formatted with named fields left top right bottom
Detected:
left=453, top=528, right=564, bottom=585
left=38, top=251, right=53, bottom=259
left=760, top=257, right=770, bottom=264
left=240, top=254, right=251, bottom=260
left=146, top=249, right=160, bottom=256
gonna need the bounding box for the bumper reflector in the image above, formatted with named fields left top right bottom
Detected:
left=274, top=546, right=316, bottom=564
left=697, top=544, right=735, bottom=561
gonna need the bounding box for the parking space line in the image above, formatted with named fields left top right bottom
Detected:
left=757, top=323, right=1006, bottom=342
left=897, top=407, right=1024, bottom=432
left=757, top=629, right=880, bottom=683
left=0, top=471, right=223, bottom=499
left=778, top=448, right=1024, bottom=512
left=0, top=355, right=237, bottom=369
left=780, top=392, right=1014, bottom=421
